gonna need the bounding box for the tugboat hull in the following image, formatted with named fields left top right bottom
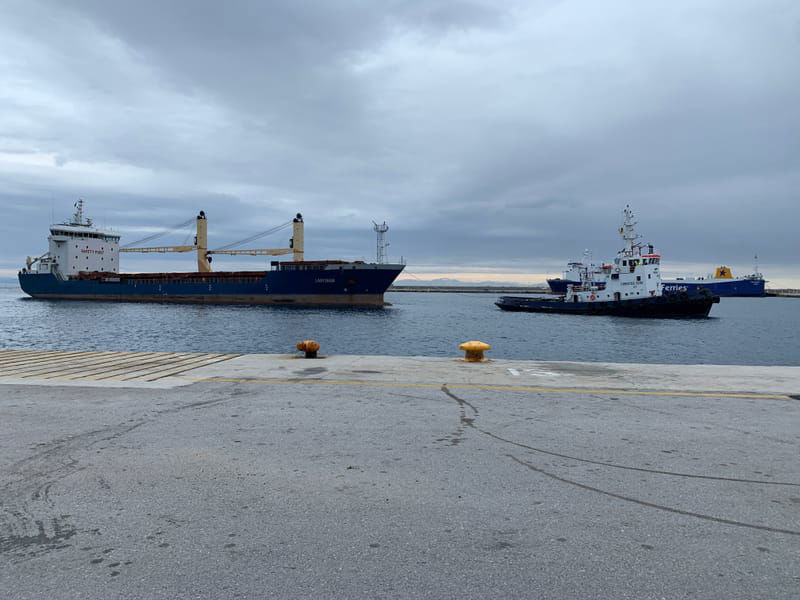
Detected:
left=496, top=291, right=719, bottom=318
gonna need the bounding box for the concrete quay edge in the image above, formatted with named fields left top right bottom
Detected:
left=0, top=349, right=797, bottom=396
left=178, top=354, right=800, bottom=397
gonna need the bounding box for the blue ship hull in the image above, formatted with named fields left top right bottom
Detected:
left=550, top=277, right=765, bottom=297
left=546, top=278, right=580, bottom=294
left=18, top=263, right=405, bottom=307
left=661, top=278, right=765, bottom=297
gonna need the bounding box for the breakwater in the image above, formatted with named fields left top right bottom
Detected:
left=766, top=289, right=800, bottom=297
left=392, top=285, right=800, bottom=297
left=390, top=285, right=551, bottom=293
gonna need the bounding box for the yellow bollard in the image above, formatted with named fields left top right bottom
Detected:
left=296, top=340, right=320, bottom=358
left=459, top=340, right=490, bottom=362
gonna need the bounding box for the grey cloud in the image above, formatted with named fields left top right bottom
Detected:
left=0, top=0, right=798, bottom=284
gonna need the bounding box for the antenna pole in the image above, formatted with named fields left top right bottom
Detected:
left=373, top=221, right=389, bottom=264
left=72, top=199, right=85, bottom=225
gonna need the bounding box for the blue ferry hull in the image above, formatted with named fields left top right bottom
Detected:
left=661, top=279, right=765, bottom=297
left=550, top=277, right=765, bottom=297
left=18, top=264, right=404, bottom=307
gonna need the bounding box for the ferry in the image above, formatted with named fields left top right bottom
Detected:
left=550, top=259, right=765, bottom=297
left=662, top=265, right=765, bottom=297
left=497, top=206, right=719, bottom=317
left=18, top=201, right=404, bottom=306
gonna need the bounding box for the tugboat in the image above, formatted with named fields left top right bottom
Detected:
left=497, top=206, right=720, bottom=317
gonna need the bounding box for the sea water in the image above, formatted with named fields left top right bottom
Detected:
left=0, top=286, right=798, bottom=366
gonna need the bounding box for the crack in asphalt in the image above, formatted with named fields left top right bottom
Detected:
left=440, top=384, right=800, bottom=536
left=0, top=386, right=247, bottom=561
left=507, top=454, right=800, bottom=537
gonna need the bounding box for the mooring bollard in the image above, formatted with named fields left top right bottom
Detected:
left=459, top=340, right=490, bottom=362
left=296, top=340, right=320, bottom=358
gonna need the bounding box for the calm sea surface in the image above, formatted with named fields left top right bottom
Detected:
left=1, top=285, right=798, bottom=365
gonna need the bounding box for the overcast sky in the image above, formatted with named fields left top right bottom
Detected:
left=1, top=0, right=798, bottom=285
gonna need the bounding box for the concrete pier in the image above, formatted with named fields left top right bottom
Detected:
left=1, top=350, right=798, bottom=599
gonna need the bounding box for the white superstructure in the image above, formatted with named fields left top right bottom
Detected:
left=25, top=200, right=120, bottom=278
left=565, top=205, right=662, bottom=303
left=561, top=250, right=608, bottom=284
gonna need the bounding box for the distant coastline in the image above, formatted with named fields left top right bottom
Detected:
left=765, top=289, right=800, bottom=297
left=391, top=285, right=550, bottom=293
left=389, top=284, right=800, bottom=297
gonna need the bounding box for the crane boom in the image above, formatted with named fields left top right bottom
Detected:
left=116, top=211, right=304, bottom=271
left=207, top=248, right=292, bottom=256
left=120, top=245, right=196, bottom=253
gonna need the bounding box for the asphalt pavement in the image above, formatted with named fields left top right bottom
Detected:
left=1, top=353, right=799, bottom=599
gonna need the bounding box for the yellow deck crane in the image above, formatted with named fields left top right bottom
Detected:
left=120, top=211, right=304, bottom=272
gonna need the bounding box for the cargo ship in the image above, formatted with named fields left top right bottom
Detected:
left=18, top=201, right=404, bottom=306
left=498, top=206, right=720, bottom=317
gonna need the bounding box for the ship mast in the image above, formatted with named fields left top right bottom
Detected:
left=620, top=205, right=639, bottom=256
left=196, top=211, right=211, bottom=272
left=71, top=199, right=92, bottom=227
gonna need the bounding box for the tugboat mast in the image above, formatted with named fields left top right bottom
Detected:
left=620, top=204, right=640, bottom=256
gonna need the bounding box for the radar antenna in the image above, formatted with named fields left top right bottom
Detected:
left=373, top=221, right=389, bottom=264
left=71, top=199, right=92, bottom=226
left=753, top=254, right=762, bottom=278
left=619, top=205, right=640, bottom=255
